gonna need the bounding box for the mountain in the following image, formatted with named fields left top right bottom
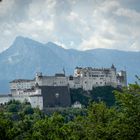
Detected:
left=0, top=36, right=140, bottom=93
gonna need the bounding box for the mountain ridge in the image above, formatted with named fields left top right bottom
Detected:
left=0, top=36, right=140, bottom=93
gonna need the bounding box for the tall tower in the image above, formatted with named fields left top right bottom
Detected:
left=35, top=72, right=43, bottom=85
left=120, top=70, right=127, bottom=86
left=110, top=64, right=117, bottom=86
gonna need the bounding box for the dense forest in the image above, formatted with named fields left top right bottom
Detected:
left=70, top=86, right=117, bottom=107
left=0, top=81, right=140, bottom=140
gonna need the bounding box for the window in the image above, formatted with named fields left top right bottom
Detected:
left=55, top=93, right=59, bottom=98
left=93, top=75, right=99, bottom=77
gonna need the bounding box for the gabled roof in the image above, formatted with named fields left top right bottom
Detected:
left=10, top=79, right=35, bottom=83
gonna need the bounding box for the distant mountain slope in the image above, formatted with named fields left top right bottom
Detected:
left=0, top=36, right=140, bottom=93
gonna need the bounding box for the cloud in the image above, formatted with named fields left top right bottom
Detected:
left=115, top=8, right=140, bottom=19
left=130, top=40, right=140, bottom=51
left=0, top=0, right=140, bottom=52
left=79, top=0, right=140, bottom=51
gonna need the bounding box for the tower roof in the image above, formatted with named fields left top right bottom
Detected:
left=111, top=64, right=116, bottom=69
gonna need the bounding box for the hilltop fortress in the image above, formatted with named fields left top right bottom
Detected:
left=0, top=65, right=127, bottom=110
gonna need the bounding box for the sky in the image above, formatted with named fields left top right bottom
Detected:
left=0, top=0, right=140, bottom=52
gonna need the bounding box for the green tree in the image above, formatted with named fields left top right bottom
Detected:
left=23, top=105, right=34, bottom=115
left=32, top=113, right=65, bottom=140
left=85, top=102, right=117, bottom=140
left=114, top=82, right=140, bottom=140
left=91, top=86, right=116, bottom=106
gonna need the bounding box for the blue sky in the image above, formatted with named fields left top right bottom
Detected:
left=0, top=0, right=140, bottom=52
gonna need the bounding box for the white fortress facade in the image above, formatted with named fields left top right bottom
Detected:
left=1, top=65, right=127, bottom=109
left=33, top=65, right=127, bottom=91
left=73, top=65, right=127, bottom=90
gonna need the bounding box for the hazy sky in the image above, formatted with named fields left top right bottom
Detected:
left=0, top=0, right=140, bottom=52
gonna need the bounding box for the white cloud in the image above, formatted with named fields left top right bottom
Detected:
left=0, top=0, right=15, bottom=16
left=80, top=35, right=115, bottom=50
left=78, top=0, right=140, bottom=51
left=115, top=8, right=140, bottom=19
left=67, top=11, right=79, bottom=21
left=0, top=0, right=140, bottom=52
left=130, top=40, right=140, bottom=51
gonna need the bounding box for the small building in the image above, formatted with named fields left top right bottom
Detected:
left=35, top=73, right=68, bottom=87
left=72, top=101, right=82, bottom=108
left=10, top=79, right=35, bottom=95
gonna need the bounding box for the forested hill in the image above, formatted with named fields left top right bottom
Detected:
left=0, top=82, right=140, bottom=139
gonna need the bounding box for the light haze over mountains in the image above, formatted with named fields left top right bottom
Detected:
left=0, top=36, right=140, bottom=93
